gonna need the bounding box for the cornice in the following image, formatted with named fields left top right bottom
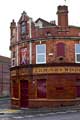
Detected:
left=10, top=62, right=80, bottom=70
left=10, top=36, right=80, bottom=49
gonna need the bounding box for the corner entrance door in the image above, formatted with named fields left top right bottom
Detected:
left=20, top=80, right=28, bottom=107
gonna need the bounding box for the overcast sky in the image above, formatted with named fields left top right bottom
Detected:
left=0, top=0, right=80, bottom=57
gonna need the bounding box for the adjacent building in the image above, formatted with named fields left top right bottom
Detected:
left=0, top=56, right=10, bottom=97
left=10, top=5, right=80, bottom=108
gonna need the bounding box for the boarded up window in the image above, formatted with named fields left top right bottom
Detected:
left=76, top=86, right=80, bottom=97
left=37, top=79, right=46, bottom=98
left=12, top=80, right=19, bottom=98
left=56, top=43, right=65, bottom=57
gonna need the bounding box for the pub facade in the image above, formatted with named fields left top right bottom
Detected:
left=10, top=5, right=80, bottom=108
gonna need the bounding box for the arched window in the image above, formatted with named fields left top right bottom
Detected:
left=56, top=43, right=65, bottom=57
left=21, top=22, right=26, bottom=34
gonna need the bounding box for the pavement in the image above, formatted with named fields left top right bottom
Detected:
left=0, top=97, right=80, bottom=117
left=13, top=105, right=80, bottom=117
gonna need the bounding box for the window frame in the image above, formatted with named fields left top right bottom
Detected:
left=75, top=44, right=80, bottom=63
left=36, top=44, right=46, bottom=64
left=21, top=22, right=26, bottom=35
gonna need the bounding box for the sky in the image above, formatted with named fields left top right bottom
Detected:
left=0, top=0, right=80, bottom=57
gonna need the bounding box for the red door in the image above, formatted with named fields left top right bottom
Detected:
left=20, top=80, right=28, bottom=107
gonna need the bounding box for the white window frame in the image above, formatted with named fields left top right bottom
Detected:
left=36, top=44, right=46, bottom=64
left=75, top=44, right=80, bottom=63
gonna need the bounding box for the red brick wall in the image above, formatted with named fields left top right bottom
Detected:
left=28, top=74, right=77, bottom=108
left=31, top=39, right=79, bottom=64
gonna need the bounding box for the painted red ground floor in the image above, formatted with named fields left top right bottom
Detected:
left=10, top=63, right=80, bottom=108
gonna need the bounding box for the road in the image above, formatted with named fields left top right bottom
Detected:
left=0, top=111, right=80, bottom=120
left=0, top=97, right=10, bottom=109
left=0, top=98, right=80, bottom=119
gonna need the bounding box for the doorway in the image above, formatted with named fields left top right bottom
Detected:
left=20, top=80, right=28, bottom=107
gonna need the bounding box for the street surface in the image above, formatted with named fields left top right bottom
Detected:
left=0, top=110, right=80, bottom=120
left=0, top=98, right=80, bottom=119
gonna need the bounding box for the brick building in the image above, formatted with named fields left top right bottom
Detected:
left=0, top=56, right=10, bottom=97
left=10, top=5, right=80, bottom=108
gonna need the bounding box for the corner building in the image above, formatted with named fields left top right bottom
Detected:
left=10, top=5, right=80, bottom=108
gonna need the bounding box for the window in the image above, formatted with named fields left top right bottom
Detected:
left=76, top=79, right=80, bottom=97
left=21, top=22, right=26, bottom=34
left=55, top=86, right=65, bottom=99
left=12, top=80, right=19, bottom=98
left=20, top=48, right=27, bottom=64
left=56, top=43, right=65, bottom=57
left=11, top=51, right=16, bottom=67
left=11, top=58, right=15, bottom=67
left=75, top=44, right=80, bottom=63
left=46, top=32, right=51, bottom=37
left=37, top=79, right=46, bottom=98
left=36, top=44, right=46, bottom=64
left=12, top=51, right=15, bottom=58
left=12, top=29, right=16, bottom=38
left=76, top=86, right=80, bottom=97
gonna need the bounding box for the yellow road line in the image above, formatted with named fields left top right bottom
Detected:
left=0, top=109, right=20, bottom=113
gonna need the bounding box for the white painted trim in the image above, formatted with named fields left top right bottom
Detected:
left=75, top=44, right=80, bottom=63
left=29, top=42, right=32, bottom=64
left=75, top=53, right=80, bottom=63
left=29, top=18, right=32, bottom=64
left=29, top=18, right=32, bottom=38
left=16, top=45, right=18, bottom=66
left=16, top=27, right=19, bottom=66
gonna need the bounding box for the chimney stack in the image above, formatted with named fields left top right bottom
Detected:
left=57, top=5, right=68, bottom=27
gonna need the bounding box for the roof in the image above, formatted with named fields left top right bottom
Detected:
left=35, top=18, right=56, bottom=27
left=0, top=56, right=10, bottom=63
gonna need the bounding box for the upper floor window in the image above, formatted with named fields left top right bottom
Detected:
left=12, top=29, right=16, bottom=38
left=36, top=44, right=46, bottom=64
left=46, top=32, right=51, bottom=37
left=11, top=51, right=16, bottom=67
left=12, top=51, right=15, bottom=58
left=75, top=44, right=80, bottom=63
left=56, top=43, right=65, bottom=57
left=21, top=22, right=26, bottom=34
left=11, top=58, right=15, bottom=67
